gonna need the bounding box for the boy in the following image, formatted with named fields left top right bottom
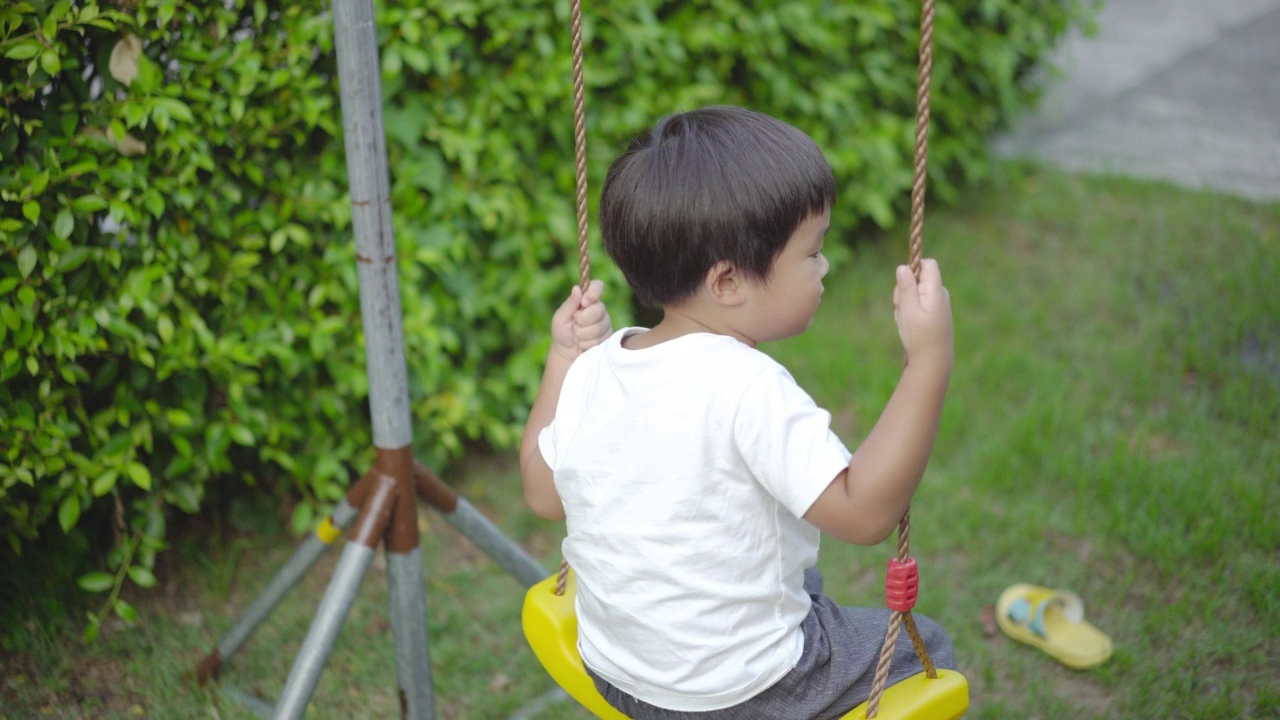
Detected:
left=521, top=105, right=956, bottom=719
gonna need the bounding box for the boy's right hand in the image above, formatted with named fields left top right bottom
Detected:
left=892, top=259, right=953, bottom=370
left=551, top=279, right=612, bottom=362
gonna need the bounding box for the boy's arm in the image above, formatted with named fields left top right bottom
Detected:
left=520, top=280, right=611, bottom=521
left=804, top=260, right=953, bottom=545
left=520, top=351, right=573, bottom=520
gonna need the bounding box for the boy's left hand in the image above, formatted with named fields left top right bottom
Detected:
left=551, top=279, right=611, bottom=361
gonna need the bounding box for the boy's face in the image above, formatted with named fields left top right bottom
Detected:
left=743, top=208, right=831, bottom=343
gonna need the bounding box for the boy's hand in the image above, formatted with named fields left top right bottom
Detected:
left=551, top=279, right=612, bottom=361
left=892, top=259, right=953, bottom=370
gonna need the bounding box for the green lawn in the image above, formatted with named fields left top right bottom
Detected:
left=3, top=167, right=1277, bottom=719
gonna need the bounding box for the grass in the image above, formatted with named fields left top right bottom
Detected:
left=3, top=166, right=1278, bottom=719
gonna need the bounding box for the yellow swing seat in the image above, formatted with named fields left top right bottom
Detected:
left=521, top=571, right=969, bottom=720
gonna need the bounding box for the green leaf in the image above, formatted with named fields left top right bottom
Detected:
left=83, top=613, right=101, bottom=642
left=71, top=194, right=108, bottom=213
left=40, top=48, right=61, bottom=76
left=57, top=247, right=91, bottom=272
left=113, top=598, right=138, bottom=623
left=43, top=8, right=61, bottom=40
left=22, top=200, right=40, bottom=223
left=127, top=566, right=157, bottom=588
left=229, top=425, right=255, bottom=446
left=78, top=572, right=114, bottom=593
left=92, top=470, right=119, bottom=497
left=30, top=171, right=50, bottom=196
left=153, top=96, right=194, bottom=123
left=4, top=41, right=40, bottom=60
left=156, top=314, right=174, bottom=343
left=165, top=408, right=192, bottom=427
left=133, top=54, right=161, bottom=93
left=58, top=495, right=81, bottom=532
left=126, top=462, right=152, bottom=491
left=143, top=191, right=164, bottom=218
left=53, top=209, right=74, bottom=239
left=291, top=502, right=315, bottom=536
left=18, top=245, right=37, bottom=278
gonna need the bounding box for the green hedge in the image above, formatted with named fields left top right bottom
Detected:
left=1, top=0, right=1090, bottom=631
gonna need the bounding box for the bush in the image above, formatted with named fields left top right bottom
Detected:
left=1, top=0, right=1090, bottom=632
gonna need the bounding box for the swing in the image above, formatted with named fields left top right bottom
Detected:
left=523, top=1, right=968, bottom=718
left=523, top=570, right=968, bottom=720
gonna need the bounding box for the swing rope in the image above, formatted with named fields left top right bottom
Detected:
left=570, top=0, right=591, bottom=292
left=550, top=2, right=943, bottom=715
left=865, top=0, right=938, bottom=716
left=555, top=0, right=590, bottom=599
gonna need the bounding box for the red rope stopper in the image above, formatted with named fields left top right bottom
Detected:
left=885, top=557, right=919, bottom=613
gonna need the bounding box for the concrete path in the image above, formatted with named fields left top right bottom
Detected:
left=993, top=0, right=1280, bottom=203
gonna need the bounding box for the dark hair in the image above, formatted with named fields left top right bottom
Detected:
left=600, top=105, right=836, bottom=307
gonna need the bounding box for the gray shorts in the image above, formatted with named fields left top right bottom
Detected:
left=586, top=568, right=957, bottom=720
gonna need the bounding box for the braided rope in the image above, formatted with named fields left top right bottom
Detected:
left=866, top=0, right=936, bottom=716
left=555, top=0, right=591, bottom=598
left=903, top=613, right=938, bottom=678
left=570, top=0, right=590, bottom=291
left=867, top=610, right=905, bottom=717
left=906, top=0, right=934, bottom=281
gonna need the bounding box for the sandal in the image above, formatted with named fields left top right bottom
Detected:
left=996, top=584, right=1112, bottom=669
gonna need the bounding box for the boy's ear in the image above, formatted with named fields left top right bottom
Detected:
left=704, top=260, right=748, bottom=306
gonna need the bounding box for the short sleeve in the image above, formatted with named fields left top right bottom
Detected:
left=733, top=367, right=852, bottom=518
left=538, top=422, right=558, bottom=469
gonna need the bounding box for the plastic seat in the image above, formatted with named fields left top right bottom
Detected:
left=522, top=572, right=969, bottom=720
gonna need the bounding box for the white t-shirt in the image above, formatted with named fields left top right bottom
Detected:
left=538, top=328, right=852, bottom=711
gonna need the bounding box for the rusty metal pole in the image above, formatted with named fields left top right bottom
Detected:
left=270, top=0, right=435, bottom=716
left=195, top=0, right=560, bottom=713
left=195, top=501, right=359, bottom=684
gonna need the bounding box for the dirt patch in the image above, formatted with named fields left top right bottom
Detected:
left=1, top=650, right=150, bottom=720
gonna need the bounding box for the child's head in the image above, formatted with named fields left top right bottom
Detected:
left=601, top=105, right=836, bottom=308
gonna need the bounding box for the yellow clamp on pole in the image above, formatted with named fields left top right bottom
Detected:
left=315, top=516, right=342, bottom=544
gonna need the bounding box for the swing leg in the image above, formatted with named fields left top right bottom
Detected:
left=273, top=452, right=438, bottom=720
left=195, top=500, right=358, bottom=683
left=387, top=465, right=435, bottom=717
left=388, top=548, right=434, bottom=715
left=413, top=462, right=550, bottom=589
left=273, top=527, right=382, bottom=719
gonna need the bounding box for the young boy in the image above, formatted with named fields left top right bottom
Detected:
left=521, top=105, right=956, bottom=719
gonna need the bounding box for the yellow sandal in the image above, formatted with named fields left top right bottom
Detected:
left=996, top=584, right=1112, bottom=669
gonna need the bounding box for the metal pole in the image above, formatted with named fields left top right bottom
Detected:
left=272, top=541, right=380, bottom=720
left=388, top=548, right=434, bottom=714
left=215, top=502, right=357, bottom=664
left=333, top=0, right=410, bottom=451
left=196, top=0, right=560, bottom=711
left=412, top=462, right=549, bottom=588
left=195, top=501, right=358, bottom=683
left=444, top=498, right=548, bottom=589
left=269, top=0, right=437, bottom=717
left=332, top=0, right=437, bottom=712
left=219, top=686, right=275, bottom=719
